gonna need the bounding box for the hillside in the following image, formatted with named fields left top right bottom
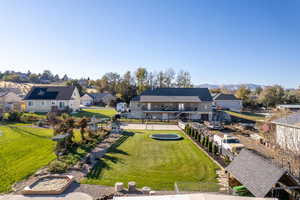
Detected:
left=0, top=81, right=65, bottom=96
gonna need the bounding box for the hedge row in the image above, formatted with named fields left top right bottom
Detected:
left=185, top=124, right=218, bottom=155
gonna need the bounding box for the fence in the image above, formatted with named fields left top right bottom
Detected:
left=175, top=181, right=229, bottom=194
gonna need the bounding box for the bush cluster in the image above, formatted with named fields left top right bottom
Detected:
left=184, top=125, right=220, bottom=156
left=48, top=160, right=68, bottom=173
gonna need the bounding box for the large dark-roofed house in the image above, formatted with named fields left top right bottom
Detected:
left=24, top=86, right=80, bottom=112
left=129, top=88, right=213, bottom=120
left=226, top=149, right=300, bottom=199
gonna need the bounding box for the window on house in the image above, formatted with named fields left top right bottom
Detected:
left=59, top=102, right=65, bottom=108
left=28, top=101, right=33, bottom=106
left=41, top=101, right=44, bottom=105
left=147, top=103, right=151, bottom=110
left=178, top=103, right=184, bottom=111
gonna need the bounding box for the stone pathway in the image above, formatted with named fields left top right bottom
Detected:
left=216, top=170, right=229, bottom=193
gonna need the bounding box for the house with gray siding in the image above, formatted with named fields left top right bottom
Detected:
left=129, top=88, right=213, bottom=120
left=272, top=112, right=300, bottom=152
left=213, top=93, right=242, bottom=112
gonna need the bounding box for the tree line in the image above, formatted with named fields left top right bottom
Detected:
left=0, top=70, right=69, bottom=83
left=214, top=85, right=300, bottom=109
left=88, top=68, right=193, bottom=102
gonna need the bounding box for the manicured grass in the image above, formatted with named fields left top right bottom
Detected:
left=82, top=130, right=219, bottom=191
left=72, top=108, right=117, bottom=119
left=0, top=126, right=84, bottom=193
left=225, top=111, right=265, bottom=122
left=0, top=126, right=56, bottom=193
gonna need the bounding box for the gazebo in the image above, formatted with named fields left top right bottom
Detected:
left=226, top=149, right=300, bottom=199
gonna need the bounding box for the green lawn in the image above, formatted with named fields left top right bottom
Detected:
left=0, top=126, right=56, bottom=193
left=225, top=111, right=265, bottom=122
left=0, top=125, right=85, bottom=193
left=82, top=130, right=219, bottom=191
left=72, top=108, right=117, bottom=119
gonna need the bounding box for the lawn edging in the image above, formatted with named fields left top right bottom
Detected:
left=180, top=129, right=224, bottom=170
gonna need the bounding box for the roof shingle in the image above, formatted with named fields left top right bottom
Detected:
left=226, top=149, right=286, bottom=197
left=24, top=86, right=76, bottom=100
left=213, top=93, right=240, bottom=101
left=140, top=88, right=212, bottom=101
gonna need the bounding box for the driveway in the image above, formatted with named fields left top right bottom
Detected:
left=121, top=123, right=180, bottom=130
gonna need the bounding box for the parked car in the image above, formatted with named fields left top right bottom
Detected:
left=213, top=134, right=245, bottom=155
left=206, top=121, right=224, bottom=130
left=116, top=102, right=127, bottom=113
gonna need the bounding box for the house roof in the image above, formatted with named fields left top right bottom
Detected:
left=81, top=93, right=94, bottom=98
left=277, top=104, right=300, bottom=109
left=140, top=88, right=212, bottom=101
left=0, top=91, right=11, bottom=97
left=213, top=93, right=240, bottom=101
left=24, top=86, right=76, bottom=100
left=90, top=93, right=115, bottom=99
left=131, top=96, right=140, bottom=101
left=272, top=112, right=300, bottom=128
left=226, top=149, right=286, bottom=197
left=140, top=96, right=202, bottom=103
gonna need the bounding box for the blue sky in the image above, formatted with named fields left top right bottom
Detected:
left=0, top=0, right=299, bottom=88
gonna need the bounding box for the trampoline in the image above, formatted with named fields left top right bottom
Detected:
left=150, top=133, right=182, bottom=140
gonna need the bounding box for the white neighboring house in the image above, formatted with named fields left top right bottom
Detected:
left=116, top=102, right=127, bottom=112
left=24, top=86, right=80, bottom=112
left=0, top=91, right=23, bottom=112
left=272, top=112, right=300, bottom=152
left=213, top=93, right=242, bottom=112
left=276, top=104, right=300, bottom=112
left=80, top=93, right=94, bottom=106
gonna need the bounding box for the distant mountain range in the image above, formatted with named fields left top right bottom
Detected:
left=197, top=83, right=264, bottom=91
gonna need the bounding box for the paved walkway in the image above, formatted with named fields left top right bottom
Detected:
left=0, top=192, right=93, bottom=200
left=121, top=123, right=180, bottom=130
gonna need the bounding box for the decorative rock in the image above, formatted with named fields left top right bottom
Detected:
left=128, top=181, right=136, bottom=193
left=149, top=190, right=156, bottom=195
left=142, top=186, right=151, bottom=195
left=115, top=182, right=124, bottom=192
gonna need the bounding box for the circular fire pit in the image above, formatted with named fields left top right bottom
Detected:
left=22, top=175, right=74, bottom=195
left=150, top=133, right=182, bottom=140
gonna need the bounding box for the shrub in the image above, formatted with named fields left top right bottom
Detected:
left=60, top=154, right=79, bottom=166
left=208, top=141, right=213, bottom=152
left=205, top=136, right=209, bottom=147
left=213, top=144, right=218, bottom=155
left=7, top=111, right=21, bottom=122
left=48, top=160, right=68, bottom=173
left=195, top=132, right=198, bottom=140
left=188, top=127, right=191, bottom=135
left=20, top=114, right=40, bottom=123
left=198, top=134, right=202, bottom=142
